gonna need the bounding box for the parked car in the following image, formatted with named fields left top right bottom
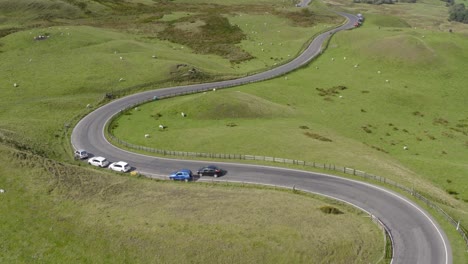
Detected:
left=74, top=149, right=89, bottom=160
left=109, top=161, right=131, bottom=172
left=88, top=156, right=110, bottom=168
left=197, top=165, right=224, bottom=177
left=169, top=169, right=193, bottom=182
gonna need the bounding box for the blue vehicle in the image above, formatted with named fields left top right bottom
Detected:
left=169, top=169, right=193, bottom=182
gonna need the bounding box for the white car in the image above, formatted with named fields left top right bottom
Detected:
left=109, top=161, right=131, bottom=172
left=88, top=156, right=110, bottom=168
left=74, top=149, right=89, bottom=160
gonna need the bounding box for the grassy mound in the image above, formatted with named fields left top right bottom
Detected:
left=365, top=34, right=436, bottom=64
left=180, top=91, right=296, bottom=119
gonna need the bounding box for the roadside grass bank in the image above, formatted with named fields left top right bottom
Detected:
left=0, top=144, right=385, bottom=263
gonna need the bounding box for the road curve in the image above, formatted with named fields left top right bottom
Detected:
left=71, top=12, right=452, bottom=264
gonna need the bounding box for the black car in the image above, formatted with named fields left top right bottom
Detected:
left=197, top=165, right=224, bottom=177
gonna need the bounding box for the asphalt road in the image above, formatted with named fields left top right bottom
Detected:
left=71, top=12, right=452, bottom=264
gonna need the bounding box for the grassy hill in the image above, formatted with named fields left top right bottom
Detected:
left=110, top=0, right=468, bottom=261
left=0, top=0, right=388, bottom=263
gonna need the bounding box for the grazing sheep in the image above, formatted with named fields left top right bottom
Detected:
left=13, top=83, right=18, bottom=87
left=377, top=71, right=381, bottom=74
left=386, top=80, right=389, bottom=83
left=403, top=146, right=408, bottom=150
left=0, top=189, right=4, bottom=193
left=159, top=124, right=165, bottom=129
left=331, top=58, right=335, bottom=61
left=213, top=88, right=216, bottom=92
left=119, top=78, right=125, bottom=82
left=181, top=112, right=186, bottom=117
left=343, top=57, right=346, bottom=60
left=86, top=104, right=92, bottom=108
left=119, top=56, right=123, bottom=60
left=354, top=64, right=359, bottom=68
left=145, top=134, right=150, bottom=138
left=152, top=55, right=157, bottom=58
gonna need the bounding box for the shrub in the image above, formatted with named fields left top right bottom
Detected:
left=320, top=206, right=343, bottom=214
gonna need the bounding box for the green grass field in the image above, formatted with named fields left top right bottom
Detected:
left=0, top=144, right=384, bottom=263
left=0, top=0, right=388, bottom=263
left=109, top=1, right=468, bottom=261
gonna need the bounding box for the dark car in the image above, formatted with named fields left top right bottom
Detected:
left=197, top=165, right=224, bottom=177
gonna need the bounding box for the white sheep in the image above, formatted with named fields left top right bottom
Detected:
left=159, top=124, right=165, bottom=129
left=0, top=189, right=4, bottom=193
left=331, top=58, right=335, bottom=61
left=145, top=134, right=150, bottom=138
left=119, top=56, right=123, bottom=60
left=343, top=57, right=346, bottom=60
left=119, top=78, right=125, bottom=82
left=181, top=112, right=186, bottom=117
left=212, top=88, right=216, bottom=92
left=354, top=64, right=359, bottom=68
left=403, top=146, right=408, bottom=150
left=386, top=80, right=389, bottom=83
left=86, top=104, right=92, bottom=108
left=377, top=71, right=381, bottom=74
left=13, top=83, right=18, bottom=87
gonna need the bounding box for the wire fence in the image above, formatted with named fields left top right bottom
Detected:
left=106, top=94, right=468, bottom=251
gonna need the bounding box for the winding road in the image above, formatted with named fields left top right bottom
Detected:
left=71, top=11, right=452, bottom=264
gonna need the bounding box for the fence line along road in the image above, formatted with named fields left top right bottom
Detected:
left=107, top=131, right=468, bottom=251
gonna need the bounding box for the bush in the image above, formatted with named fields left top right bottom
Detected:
left=320, top=206, right=343, bottom=214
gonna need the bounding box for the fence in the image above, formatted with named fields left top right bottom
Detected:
left=106, top=97, right=468, bottom=251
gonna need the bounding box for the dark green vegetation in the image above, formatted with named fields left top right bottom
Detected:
left=0, top=0, right=387, bottom=263
left=448, top=3, right=468, bottom=23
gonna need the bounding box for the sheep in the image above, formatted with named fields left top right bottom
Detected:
left=331, top=58, right=335, bottom=61
left=145, top=134, right=150, bottom=138
left=86, top=104, right=92, bottom=108
left=0, top=189, right=4, bottom=193
left=159, top=124, right=165, bottom=129
left=386, top=80, right=390, bottom=83
left=403, top=146, right=408, bottom=150
left=181, top=112, right=186, bottom=117
left=354, top=64, right=359, bottom=68
left=13, top=83, right=18, bottom=87
left=119, top=78, right=125, bottom=82
left=212, top=88, right=216, bottom=92
left=119, top=56, right=123, bottom=60
left=152, top=55, right=157, bottom=58
left=377, top=71, right=381, bottom=74
left=343, top=57, right=346, bottom=60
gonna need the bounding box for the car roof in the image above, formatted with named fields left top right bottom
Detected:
left=114, top=161, right=129, bottom=166
left=201, top=165, right=218, bottom=169
left=178, top=169, right=192, bottom=173
left=93, top=156, right=107, bottom=161
left=76, top=149, right=87, bottom=153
